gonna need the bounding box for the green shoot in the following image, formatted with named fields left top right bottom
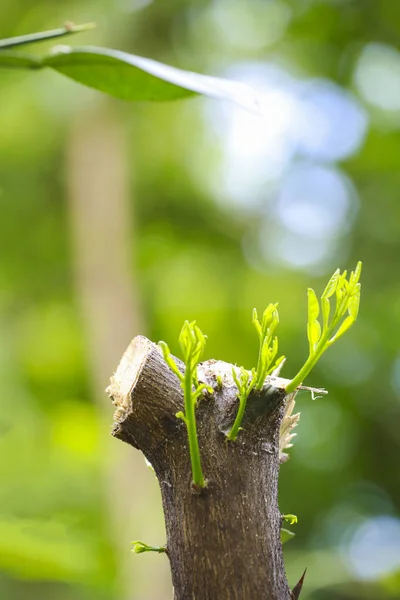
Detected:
left=285, top=262, right=362, bottom=394
left=216, top=374, right=223, bottom=391
left=132, top=540, right=167, bottom=554
left=227, top=305, right=284, bottom=441
left=253, top=304, right=285, bottom=390
left=280, top=514, right=298, bottom=545
left=159, top=321, right=213, bottom=489
left=282, top=514, right=298, bottom=526
left=226, top=367, right=256, bottom=441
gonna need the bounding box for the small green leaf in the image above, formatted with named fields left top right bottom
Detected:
left=350, top=261, right=362, bottom=286
left=307, top=288, right=320, bottom=322
left=252, top=309, right=262, bottom=339
left=193, top=384, right=213, bottom=401
left=282, top=514, right=298, bottom=526
left=232, top=367, right=241, bottom=390
left=336, top=272, right=349, bottom=304
left=268, top=354, right=285, bottom=376
left=178, top=321, right=192, bottom=359
left=175, top=411, right=187, bottom=424
left=322, top=268, right=340, bottom=298
left=330, top=315, right=354, bottom=342
left=281, top=528, right=295, bottom=544
left=307, top=320, right=321, bottom=354
left=348, top=285, right=361, bottom=320
left=261, top=303, right=279, bottom=335
left=321, top=296, right=330, bottom=330
left=158, top=341, right=184, bottom=381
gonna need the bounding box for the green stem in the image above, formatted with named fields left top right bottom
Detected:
left=227, top=393, right=247, bottom=441
left=0, top=22, right=95, bottom=50
left=285, top=341, right=326, bottom=393
left=254, top=341, right=264, bottom=390
left=184, top=366, right=205, bottom=488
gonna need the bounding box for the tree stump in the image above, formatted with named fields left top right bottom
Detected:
left=107, top=335, right=293, bottom=600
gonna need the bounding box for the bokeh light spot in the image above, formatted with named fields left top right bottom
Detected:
left=355, top=43, right=400, bottom=112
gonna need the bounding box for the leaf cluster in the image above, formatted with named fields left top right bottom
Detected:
left=286, top=262, right=362, bottom=393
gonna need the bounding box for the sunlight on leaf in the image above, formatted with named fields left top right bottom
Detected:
left=43, top=46, right=263, bottom=111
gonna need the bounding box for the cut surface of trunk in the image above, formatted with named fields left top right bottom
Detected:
left=108, top=335, right=293, bottom=600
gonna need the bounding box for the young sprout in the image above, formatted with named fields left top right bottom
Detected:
left=282, top=514, right=298, bottom=526
left=285, top=262, right=362, bottom=394
left=132, top=541, right=167, bottom=554
left=253, top=304, right=285, bottom=390
left=227, top=304, right=285, bottom=440
left=159, top=321, right=213, bottom=489
left=227, top=305, right=284, bottom=441
left=226, top=367, right=256, bottom=441
left=280, top=515, right=298, bottom=545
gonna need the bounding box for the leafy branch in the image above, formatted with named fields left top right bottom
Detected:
left=285, top=262, right=362, bottom=394
left=159, top=321, right=212, bottom=489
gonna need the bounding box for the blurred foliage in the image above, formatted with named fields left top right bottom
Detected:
left=1, top=1, right=400, bottom=599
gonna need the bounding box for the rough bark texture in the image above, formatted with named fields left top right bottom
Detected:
left=108, top=336, right=292, bottom=600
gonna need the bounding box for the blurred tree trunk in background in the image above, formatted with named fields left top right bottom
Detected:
left=66, top=103, right=171, bottom=600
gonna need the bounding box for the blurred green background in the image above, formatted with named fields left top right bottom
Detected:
left=1, top=1, right=400, bottom=599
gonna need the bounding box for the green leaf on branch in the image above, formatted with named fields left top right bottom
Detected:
left=41, top=46, right=263, bottom=110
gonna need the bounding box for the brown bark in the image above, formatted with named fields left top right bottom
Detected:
left=108, top=335, right=293, bottom=600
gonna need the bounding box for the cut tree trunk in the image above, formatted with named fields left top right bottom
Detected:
left=107, top=335, right=294, bottom=600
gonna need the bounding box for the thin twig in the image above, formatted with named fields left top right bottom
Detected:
left=0, top=22, right=95, bottom=50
